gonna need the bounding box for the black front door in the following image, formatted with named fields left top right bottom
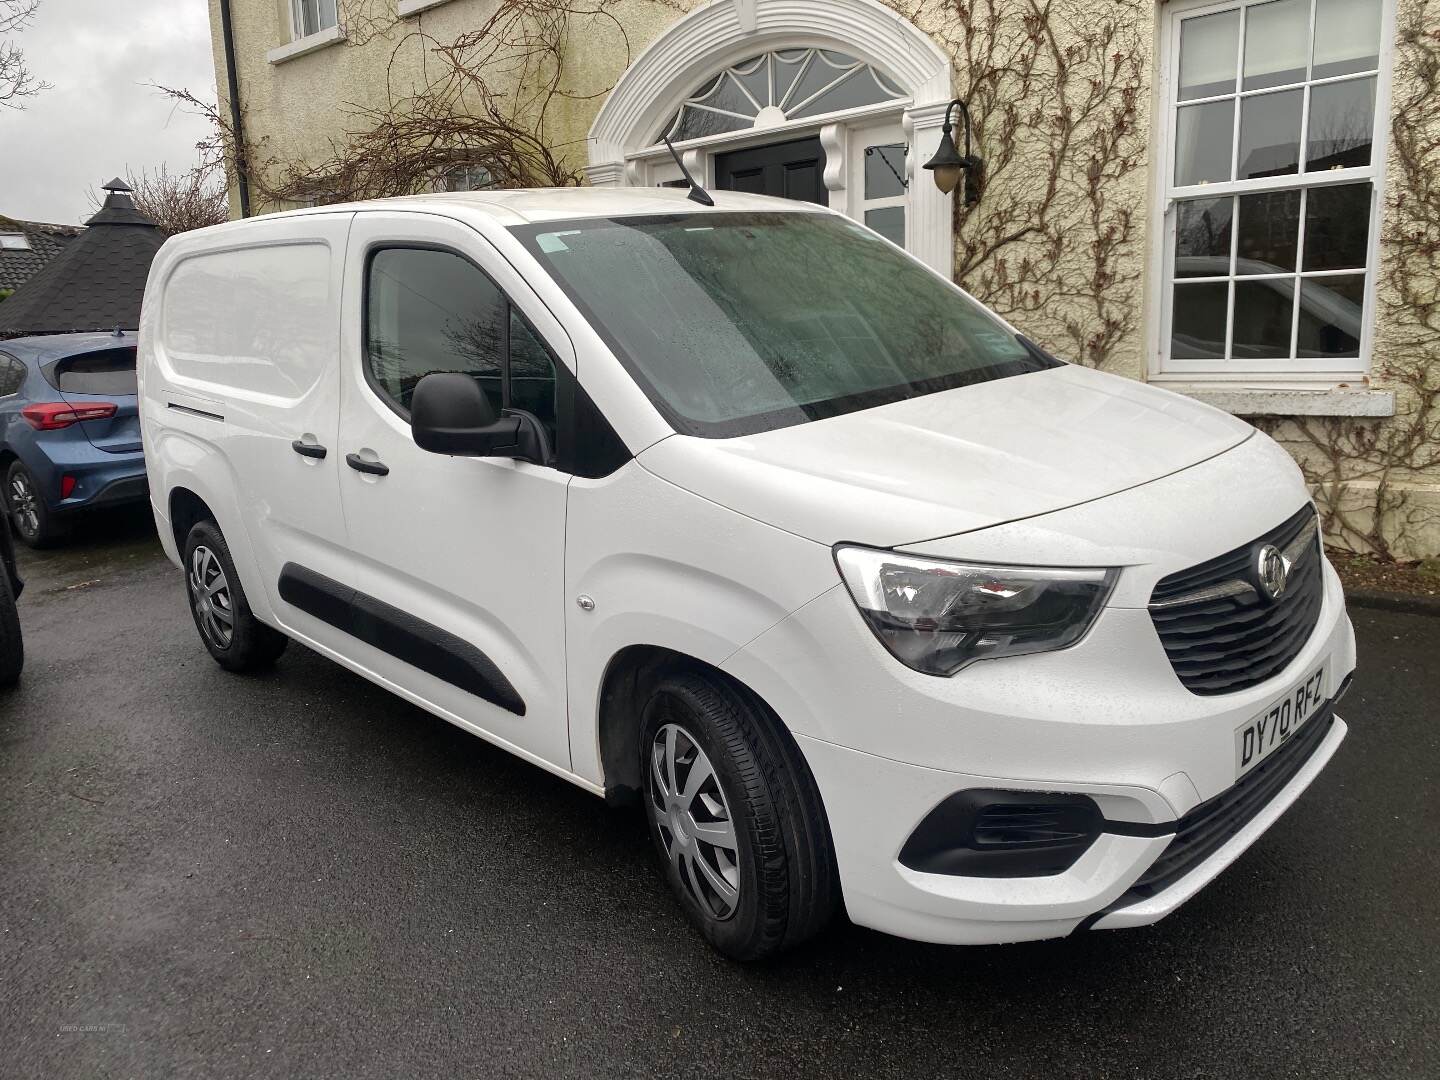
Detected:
left=713, top=137, right=827, bottom=205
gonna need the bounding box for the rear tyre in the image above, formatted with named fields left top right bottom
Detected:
left=640, top=671, right=839, bottom=961
left=5, top=461, right=67, bottom=549
left=182, top=520, right=287, bottom=673
left=0, top=563, right=21, bottom=688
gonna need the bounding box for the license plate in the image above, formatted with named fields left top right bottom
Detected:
left=1234, top=664, right=1328, bottom=778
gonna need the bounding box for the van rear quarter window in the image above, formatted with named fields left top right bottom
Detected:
left=161, top=243, right=333, bottom=398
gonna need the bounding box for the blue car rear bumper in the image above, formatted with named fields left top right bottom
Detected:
left=13, top=434, right=148, bottom=514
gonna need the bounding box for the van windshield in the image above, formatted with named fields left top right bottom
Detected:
left=511, top=212, right=1057, bottom=438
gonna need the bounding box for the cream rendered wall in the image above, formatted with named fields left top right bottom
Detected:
left=210, top=0, right=1440, bottom=557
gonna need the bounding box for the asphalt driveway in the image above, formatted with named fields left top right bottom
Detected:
left=1, top=510, right=1436, bottom=1079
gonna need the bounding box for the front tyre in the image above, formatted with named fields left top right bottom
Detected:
left=182, top=520, right=287, bottom=673
left=640, top=672, right=839, bottom=961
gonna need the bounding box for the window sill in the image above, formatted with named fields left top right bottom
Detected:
left=398, top=0, right=454, bottom=15
left=1167, top=385, right=1396, bottom=418
left=266, top=24, right=345, bottom=65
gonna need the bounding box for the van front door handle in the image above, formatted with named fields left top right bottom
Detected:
left=291, top=439, right=327, bottom=459
left=345, top=452, right=389, bottom=477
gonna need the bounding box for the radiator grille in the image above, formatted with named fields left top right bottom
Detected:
left=1149, top=505, right=1324, bottom=696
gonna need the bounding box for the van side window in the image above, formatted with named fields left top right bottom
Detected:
left=365, top=247, right=505, bottom=415
left=363, top=248, right=559, bottom=448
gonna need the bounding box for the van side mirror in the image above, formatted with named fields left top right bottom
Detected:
left=410, top=372, right=546, bottom=462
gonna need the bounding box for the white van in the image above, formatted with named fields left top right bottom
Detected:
left=139, top=188, right=1354, bottom=960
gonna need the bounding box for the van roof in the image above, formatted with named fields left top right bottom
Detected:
left=242, top=186, right=833, bottom=228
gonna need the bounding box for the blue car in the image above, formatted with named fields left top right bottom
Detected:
left=0, top=332, right=147, bottom=547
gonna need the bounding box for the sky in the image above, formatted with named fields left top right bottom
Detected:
left=0, top=0, right=217, bottom=224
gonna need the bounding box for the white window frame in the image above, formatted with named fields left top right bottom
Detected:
left=1149, top=0, right=1397, bottom=386
left=290, top=0, right=338, bottom=41
left=847, top=119, right=909, bottom=247
left=0, top=232, right=32, bottom=250
left=267, top=1, right=343, bottom=64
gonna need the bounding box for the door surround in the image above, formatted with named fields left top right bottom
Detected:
left=586, top=0, right=956, bottom=277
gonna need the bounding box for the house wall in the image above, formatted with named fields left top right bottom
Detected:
left=210, top=0, right=1440, bottom=558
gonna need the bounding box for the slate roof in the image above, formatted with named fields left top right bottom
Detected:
left=0, top=216, right=82, bottom=293
left=0, top=180, right=165, bottom=339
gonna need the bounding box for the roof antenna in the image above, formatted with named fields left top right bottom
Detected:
left=662, top=136, right=714, bottom=207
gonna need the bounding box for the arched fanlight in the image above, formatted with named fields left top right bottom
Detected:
left=662, top=49, right=906, bottom=142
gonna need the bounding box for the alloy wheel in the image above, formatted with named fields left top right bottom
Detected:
left=7, top=472, right=39, bottom=540
left=648, top=722, right=742, bottom=920
left=188, top=545, right=235, bottom=649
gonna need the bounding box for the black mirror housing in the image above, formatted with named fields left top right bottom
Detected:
left=411, top=372, right=546, bottom=463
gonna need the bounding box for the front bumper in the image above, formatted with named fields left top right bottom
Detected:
left=793, top=711, right=1346, bottom=945
left=722, top=536, right=1356, bottom=946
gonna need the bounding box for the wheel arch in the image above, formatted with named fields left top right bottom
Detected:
left=595, top=643, right=816, bottom=810
left=168, top=486, right=216, bottom=555
left=152, top=446, right=275, bottom=624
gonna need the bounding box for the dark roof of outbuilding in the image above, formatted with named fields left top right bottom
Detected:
left=0, top=180, right=165, bottom=338
left=0, top=216, right=83, bottom=293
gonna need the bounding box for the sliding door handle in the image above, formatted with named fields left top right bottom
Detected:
left=291, top=439, right=327, bottom=459
left=345, top=452, right=389, bottom=477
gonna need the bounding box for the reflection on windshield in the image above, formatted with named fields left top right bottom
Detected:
left=512, top=213, right=1057, bottom=437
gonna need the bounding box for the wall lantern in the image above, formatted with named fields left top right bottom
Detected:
left=922, top=99, right=983, bottom=206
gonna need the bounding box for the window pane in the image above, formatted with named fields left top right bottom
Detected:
left=508, top=311, right=558, bottom=443
left=731, top=55, right=770, bottom=108
left=1236, top=189, right=1301, bottom=274
left=1232, top=279, right=1295, bottom=359
left=1238, top=88, right=1302, bottom=179
left=864, top=144, right=906, bottom=200
left=297, top=0, right=335, bottom=36
left=772, top=51, right=808, bottom=106
left=1296, top=274, right=1364, bottom=357
left=1178, top=10, right=1240, bottom=100
left=1175, top=99, right=1235, bottom=186
left=1303, top=183, right=1371, bottom=271
left=443, top=165, right=492, bottom=192
left=365, top=248, right=504, bottom=415
left=791, top=68, right=891, bottom=118
left=692, top=72, right=758, bottom=118
left=783, top=52, right=855, bottom=111
left=1314, top=0, right=1382, bottom=80
left=670, top=105, right=751, bottom=141
left=1243, top=0, right=1309, bottom=91
left=864, top=206, right=905, bottom=247
left=1306, top=76, right=1376, bottom=171
left=1171, top=281, right=1229, bottom=359
left=1175, top=197, right=1233, bottom=278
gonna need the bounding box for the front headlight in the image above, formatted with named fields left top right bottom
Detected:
left=833, top=546, right=1118, bottom=676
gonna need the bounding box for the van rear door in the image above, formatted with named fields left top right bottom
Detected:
left=151, top=213, right=354, bottom=648
left=45, top=346, right=140, bottom=453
